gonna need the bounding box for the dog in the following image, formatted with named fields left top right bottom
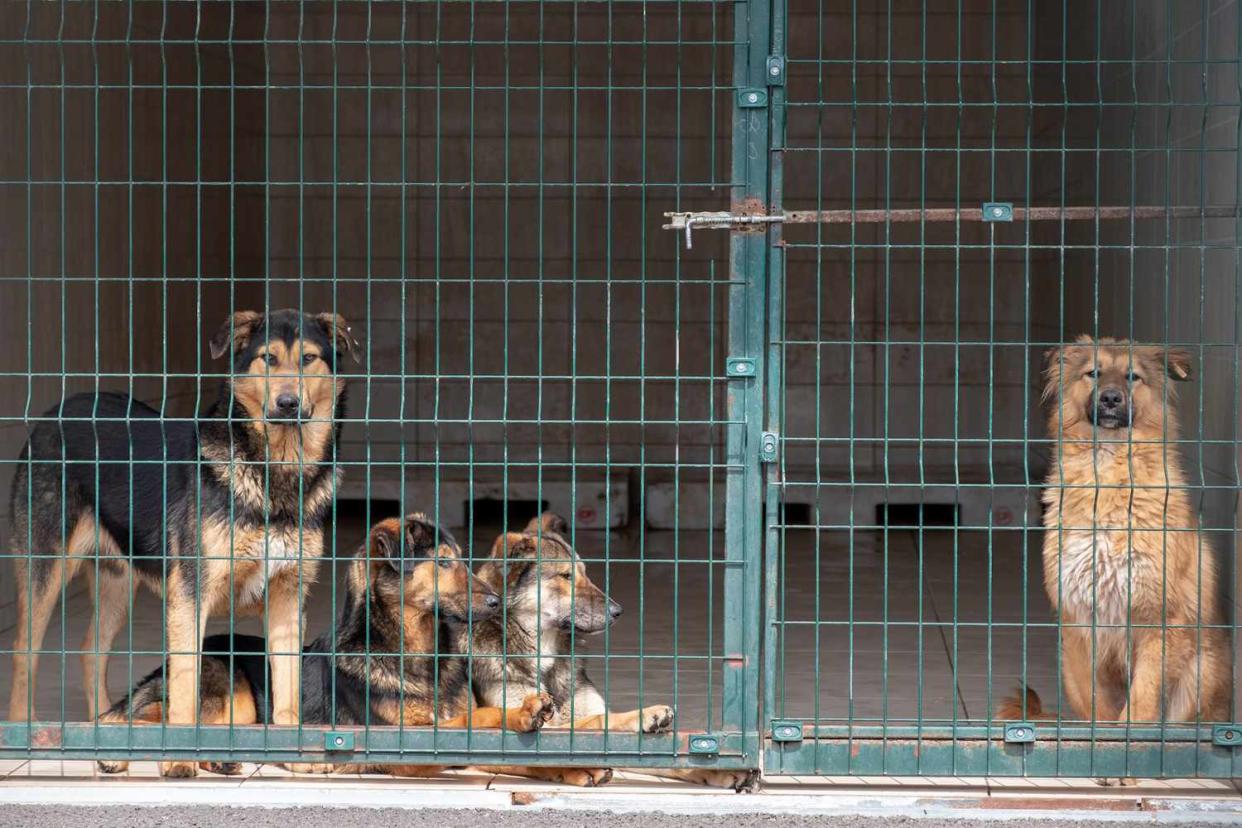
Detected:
left=998, top=336, right=1230, bottom=725
left=8, top=309, right=356, bottom=776
left=96, top=513, right=556, bottom=776
left=469, top=513, right=756, bottom=790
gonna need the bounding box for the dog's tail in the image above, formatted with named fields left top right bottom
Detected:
left=995, top=685, right=1051, bottom=721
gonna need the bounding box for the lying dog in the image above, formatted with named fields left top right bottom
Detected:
left=97, top=514, right=555, bottom=776
left=10, top=309, right=356, bottom=776
left=999, top=337, right=1230, bottom=725
left=470, top=513, right=756, bottom=790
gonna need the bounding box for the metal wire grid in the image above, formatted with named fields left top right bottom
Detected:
left=764, top=0, right=1242, bottom=777
left=0, top=0, right=757, bottom=770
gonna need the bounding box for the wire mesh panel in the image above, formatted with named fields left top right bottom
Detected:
left=764, top=0, right=1242, bottom=777
left=0, top=0, right=762, bottom=774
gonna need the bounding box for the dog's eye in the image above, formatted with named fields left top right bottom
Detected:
left=263, top=353, right=279, bottom=367
left=302, top=353, right=318, bottom=366
left=437, top=559, right=453, bottom=570
left=558, top=572, right=573, bottom=580
left=1084, top=369, right=1098, bottom=379
left=1126, top=371, right=1141, bottom=382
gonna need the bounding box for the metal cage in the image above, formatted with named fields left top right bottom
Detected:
left=0, top=0, right=1238, bottom=781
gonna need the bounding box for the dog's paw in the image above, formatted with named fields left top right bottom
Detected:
left=97, top=759, right=128, bottom=774
left=200, top=761, right=244, bottom=775
left=283, top=762, right=336, bottom=774
left=516, top=692, right=557, bottom=732
left=554, top=767, right=613, bottom=787
left=1096, top=776, right=1139, bottom=788
left=670, top=768, right=759, bottom=791
left=639, top=705, right=674, bottom=733
left=160, top=760, right=198, bottom=778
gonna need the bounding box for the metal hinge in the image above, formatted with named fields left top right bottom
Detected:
left=663, top=211, right=783, bottom=249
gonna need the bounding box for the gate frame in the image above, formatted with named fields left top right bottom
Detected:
left=757, top=1, right=1242, bottom=780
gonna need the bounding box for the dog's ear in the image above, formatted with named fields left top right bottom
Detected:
left=489, top=531, right=529, bottom=559
left=315, top=312, right=361, bottom=363
left=1161, top=348, right=1193, bottom=382
left=485, top=532, right=537, bottom=590
left=210, top=311, right=264, bottom=360
left=368, top=517, right=404, bottom=565
left=522, top=512, right=568, bottom=536
left=403, top=516, right=442, bottom=556
left=1040, top=346, right=1067, bottom=404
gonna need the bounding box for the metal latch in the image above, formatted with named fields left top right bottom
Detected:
left=663, top=211, right=783, bottom=249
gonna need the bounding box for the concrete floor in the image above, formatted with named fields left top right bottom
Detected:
left=0, top=506, right=1059, bottom=730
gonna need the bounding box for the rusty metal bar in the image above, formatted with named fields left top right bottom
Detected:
left=664, top=206, right=1241, bottom=249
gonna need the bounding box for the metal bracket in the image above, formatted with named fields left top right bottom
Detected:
left=982, top=202, right=1013, bottom=222
left=759, top=431, right=779, bottom=462
left=1212, top=726, right=1242, bottom=747
left=738, top=88, right=767, bottom=108
left=1003, top=722, right=1036, bottom=744
left=324, top=731, right=355, bottom=751
left=726, top=357, right=757, bottom=378
left=766, top=56, right=785, bottom=85
left=688, top=733, right=722, bottom=755
left=771, top=719, right=802, bottom=743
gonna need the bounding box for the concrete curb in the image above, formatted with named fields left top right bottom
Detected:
left=1, top=781, right=1241, bottom=823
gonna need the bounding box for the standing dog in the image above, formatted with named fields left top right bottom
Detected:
left=97, top=513, right=555, bottom=776
left=999, top=336, right=1230, bottom=724
left=8, top=309, right=356, bottom=776
left=471, top=513, right=756, bottom=790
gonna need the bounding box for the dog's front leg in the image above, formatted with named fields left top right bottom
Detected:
left=161, top=574, right=213, bottom=778
left=265, top=573, right=305, bottom=726
left=1118, top=631, right=1168, bottom=723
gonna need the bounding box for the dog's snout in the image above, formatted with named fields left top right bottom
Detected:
left=484, top=593, right=500, bottom=609
left=608, top=600, right=623, bottom=620
left=1097, top=387, right=1125, bottom=409
left=274, top=392, right=300, bottom=414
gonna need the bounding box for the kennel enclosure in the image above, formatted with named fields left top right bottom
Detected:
left=0, top=0, right=1238, bottom=779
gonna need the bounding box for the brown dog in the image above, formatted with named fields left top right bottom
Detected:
left=470, top=514, right=756, bottom=790
left=999, top=336, right=1230, bottom=724
left=97, top=514, right=554, bottom=777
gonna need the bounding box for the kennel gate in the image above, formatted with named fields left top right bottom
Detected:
left=756, top=0, right=1242, bottom=778
left=1, top=0, right=1240, bottom=781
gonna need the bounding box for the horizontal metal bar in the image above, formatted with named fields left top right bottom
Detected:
left=782, top=205, right=1242, bottom=224
left=0, top=724, right=756, bottom=769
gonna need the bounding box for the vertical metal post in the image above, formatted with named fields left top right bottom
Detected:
left=762, top=0, right=788, bottom=769
left=723, top=0, right=773, bottom=763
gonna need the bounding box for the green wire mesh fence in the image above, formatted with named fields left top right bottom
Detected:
left=0, top=0, right=1238, bottom=782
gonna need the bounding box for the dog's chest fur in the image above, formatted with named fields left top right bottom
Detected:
left=1044, top=446, right=1183, bottom=625
left=1053, top=530, right=1156, bottom=626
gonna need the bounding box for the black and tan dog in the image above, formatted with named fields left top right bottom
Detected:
left=470, top=514, right=756, bottom=790
left=8, top=309, right=356, bottom=776
left=97, top=514, right=556, bottom=776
